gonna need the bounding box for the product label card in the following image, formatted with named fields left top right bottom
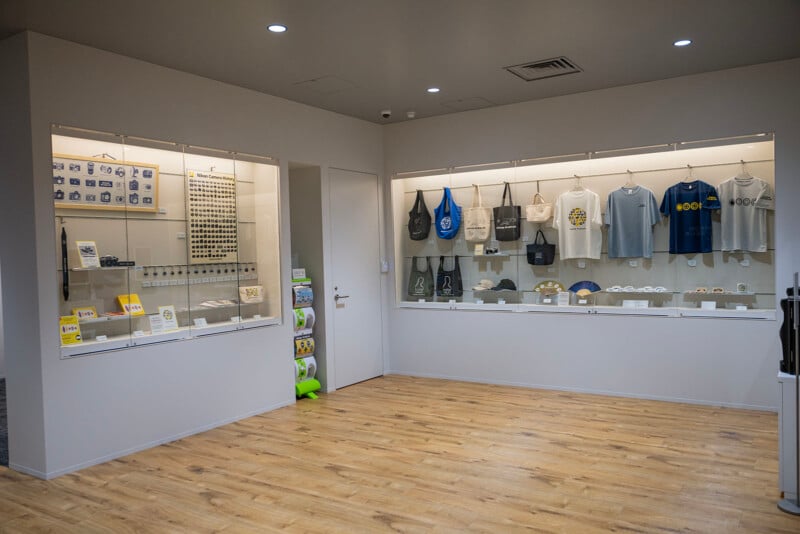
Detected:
left=76, top=240, right=100, bottom=268
left=157, top=305, right=179, bottom=332
left=59, top=315, right=82, bottom=345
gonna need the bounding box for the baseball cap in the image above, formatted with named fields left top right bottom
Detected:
left=491, top=279, right=517, bottom=291
left=568, top=280, right=601, bottom=294
left=472, top=279, right=494, bottom=291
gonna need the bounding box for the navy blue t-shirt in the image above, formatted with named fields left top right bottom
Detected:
left=660, top=180, right=721, bottom=254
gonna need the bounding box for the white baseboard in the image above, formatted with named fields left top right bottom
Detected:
left=13, top=398, right=294, bottom=480
left=384, top=370, right=778, bottom=412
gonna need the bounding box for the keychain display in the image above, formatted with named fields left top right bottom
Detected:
left=187, top=170, right=238, bottom=264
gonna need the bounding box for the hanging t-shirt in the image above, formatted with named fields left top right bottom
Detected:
left=553, top=189, right=602, bottom=260
left=718, top=176, right=774, bottom=252
left=659, top=180, right=721, bottom=254
left=605, top=185, right=661, bottom=259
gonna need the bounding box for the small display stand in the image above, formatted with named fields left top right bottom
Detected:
left=292, top=269, right=321, bottom=399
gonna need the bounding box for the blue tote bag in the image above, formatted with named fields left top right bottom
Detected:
left=434, top=187, right=462, bottom=239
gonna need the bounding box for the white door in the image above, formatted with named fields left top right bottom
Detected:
left=329, top=168, right=383, bottom=388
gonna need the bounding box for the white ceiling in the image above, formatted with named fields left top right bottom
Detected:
left=2, top=0, right=799, bottom=123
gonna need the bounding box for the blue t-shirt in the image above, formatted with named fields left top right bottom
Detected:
left=660, top=180, right=721, bottom=254
left=605, top=186, right=661, bottom=258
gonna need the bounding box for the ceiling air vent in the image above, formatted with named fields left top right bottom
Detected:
left=505, top=56, right=582, bottom=82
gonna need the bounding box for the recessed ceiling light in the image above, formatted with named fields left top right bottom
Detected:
left=673, top=39, right=692, bottom=47
left=427, top=87, right=440, bottom=94
left=268, top=24, right=287, bottom=33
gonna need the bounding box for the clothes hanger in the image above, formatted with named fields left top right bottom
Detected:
left=737, top=160, right=753, bottom=179
left=682, top=164, right=695, bottom=183
left=571, top=175, right=584, bottom=191
left=623, top=169, right=637, bottom=189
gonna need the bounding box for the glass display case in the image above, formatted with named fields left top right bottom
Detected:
left=391, top=136, right=776, bottom=318
left=53, top=126, right=281, bottom=357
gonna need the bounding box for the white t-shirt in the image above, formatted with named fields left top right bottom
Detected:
left=553, top=189, right=603, bottom=260
left=718, top=176, right=774, bottom=252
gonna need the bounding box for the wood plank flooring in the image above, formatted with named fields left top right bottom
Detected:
left=0, top=375, right=797, bottom=532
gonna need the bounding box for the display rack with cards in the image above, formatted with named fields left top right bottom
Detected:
left=292, top=268, right=321, bottom=399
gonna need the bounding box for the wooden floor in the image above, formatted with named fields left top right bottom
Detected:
left=0, top=375, right=797, bottom=533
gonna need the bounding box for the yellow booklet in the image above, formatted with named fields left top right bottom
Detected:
left=72, top=306, right=98, bottom=320
left=59, top=315, right=82, bottom=345
left=117, top=294, right=145, bottom=316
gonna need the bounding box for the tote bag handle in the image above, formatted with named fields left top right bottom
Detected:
left=532, top=192, right=545, bottom=205
left=413, top=190, right=425, bottom=213
left=501, top=182, right=514, bottom=207
left=471, top=184, right=483, bottom=208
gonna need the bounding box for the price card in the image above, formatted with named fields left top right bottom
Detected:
left=231, top=316, right=242, bottom=323
left=557, top=292, right=570, bottom=306
left=497, top=299, right=506, bottom=305
left=193, top=317, right=208, bottom=327
left=148, top=313, right=165, bottom=334
left=158, top=305, right=179, bottom=331
left=132, top=330, right=146, bottom=338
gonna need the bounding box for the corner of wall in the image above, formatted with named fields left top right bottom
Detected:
left=0, top=28, right=49, bottom=476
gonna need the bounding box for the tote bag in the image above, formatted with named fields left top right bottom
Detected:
left=463, top=185, right=492, bottom=242
left=493, top=182, right=521, bottom=241
left=434, top=187, right=462, bottom=239
left=525, top=192, right=553, bottom=223
left=526, top=230, right=556, bottom=265
left=435, top=256, right=463, bottom=297
left=407, top=190, right=432, bottom=240
left=407, top=256, right=434, bottom=298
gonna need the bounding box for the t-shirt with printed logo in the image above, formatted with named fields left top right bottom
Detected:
left=553, top=189, right=602, bottom=260
left=605, top=185, right=661, bottom=259
left=718, top=176, right=774, bottom=252
left=660, top=180, right=721, bottom=254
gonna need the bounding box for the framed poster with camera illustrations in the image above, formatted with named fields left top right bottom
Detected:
left=186, top=169, right=239, bottom=264
left=52, top=153, right=159, bottom=212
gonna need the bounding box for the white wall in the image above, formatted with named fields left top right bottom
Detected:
left=2, top=31, right=382, bottom=478
left=288, top=166, right=328, bottom=390
left=383, top=58, right=800, bottom=410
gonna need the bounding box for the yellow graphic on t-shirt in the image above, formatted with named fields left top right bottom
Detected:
left=677, top=201, right=703, bottom=213
left=568, top=208, right=587, bottom=227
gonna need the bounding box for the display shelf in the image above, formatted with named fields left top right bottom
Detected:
left=517, top=303, right=593, bottom=314
left=131, top=328, right=192, bottom=346
left=592, top=306, right=678, bottom=317
left=678, top=308, right=776, bottom=320
left=683, top=290, right=756, bottom=296
left=603, top=289, right=674, bottom=295
left=61, top=334, right=131, bottom=358
left=454, top=301, right=515, bottom=311
left=78, top=314, right=131, bottom=324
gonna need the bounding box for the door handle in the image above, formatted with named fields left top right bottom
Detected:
left=334, top=293, right=350, bottom=301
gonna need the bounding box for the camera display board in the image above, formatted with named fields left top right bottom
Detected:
left=52, top=153, right=159, bottom=212
left=186, top=169, right=239, bottom=264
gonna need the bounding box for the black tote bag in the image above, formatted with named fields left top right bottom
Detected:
left=526, top=230, right=556, bottom=265
left=435, top=256, right=463, bottom=297
left=408, top=256, right=434, bottom=298
left=493, top=182, right=521, bottom=241
left=408, top=190, right=432, bottom=241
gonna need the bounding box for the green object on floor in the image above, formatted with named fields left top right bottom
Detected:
left=296, top=378, right=321, bottom=399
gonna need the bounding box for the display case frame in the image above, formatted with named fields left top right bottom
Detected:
left=391, top=134, right=777, bottom=320
left=53, top=125, right=283, bottom=358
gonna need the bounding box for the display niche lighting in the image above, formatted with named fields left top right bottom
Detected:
left=268, top=24, right=287, bottom=33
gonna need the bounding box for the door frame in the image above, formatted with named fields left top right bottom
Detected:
left=322, top=166, right=388, bottom=392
